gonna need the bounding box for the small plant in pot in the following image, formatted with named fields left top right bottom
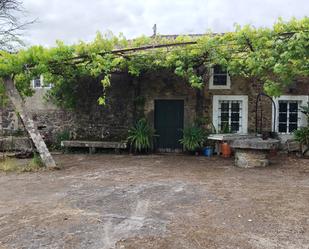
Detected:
left=127, top=118, right=156, bottom=154
left=179, top=125, right=208, bottom=155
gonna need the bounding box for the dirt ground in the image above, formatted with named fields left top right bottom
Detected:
left=0, top=154, right=308, bottom=249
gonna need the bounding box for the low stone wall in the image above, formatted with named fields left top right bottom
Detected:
left=0, top=136, right=32, bottom=152
left=234, top=149, right=269, bottom=168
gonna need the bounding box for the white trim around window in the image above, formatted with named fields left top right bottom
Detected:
left=209, top=67, right=231, bottom=90
left=272, top=95, right=308, bottom=134
left=212, top=95, right=248, bottom=134
left=32, top=75, right=53, bottom=89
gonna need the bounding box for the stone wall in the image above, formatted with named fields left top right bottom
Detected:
left=204, top=76, right=274, bottom=133
left=0, top=73, right=135, bottom=144
left=71, top=73, right=135, bottom=141
left=0, top=100, right=24, bottom=135
left=140, top=70, right=198, bottom=128
left=203, top=76, right=308, bottom=133
left=0, top=71, right=308, bottom=146
left=25, top=73, right=135, bottom=143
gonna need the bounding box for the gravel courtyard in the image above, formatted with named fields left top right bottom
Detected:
left=0, top=154, right=308, bottom=249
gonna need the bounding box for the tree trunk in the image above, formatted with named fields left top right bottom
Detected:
left=3, top=77, right=58, bottom=169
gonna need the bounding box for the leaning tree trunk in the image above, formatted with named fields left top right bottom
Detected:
left=3, top=77, right=58, bottom=169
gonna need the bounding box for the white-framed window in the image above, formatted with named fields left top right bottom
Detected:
left=273, top=95, right=308, bottom=134
left=209, top=65, right=231, bottom=89
left=32, top=75, right=53, bottom=89
left=213, top=95, right=248, bottom=134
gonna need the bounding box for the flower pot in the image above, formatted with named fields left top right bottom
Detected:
left=221, top=142, right=231, bottom=158
left=203, top=146, right=213, bottom=157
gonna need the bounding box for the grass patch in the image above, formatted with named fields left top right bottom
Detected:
left=23, top=153, right=44, bottom=172
left=0, top=153, right=45, bottom=173
left=0, top=157, right=20, bottom=172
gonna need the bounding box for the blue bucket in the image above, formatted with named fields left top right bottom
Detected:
left=203, top=147, right=213, bottom=157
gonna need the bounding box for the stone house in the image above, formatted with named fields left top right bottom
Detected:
left=0, top=62, right=308, bottom=152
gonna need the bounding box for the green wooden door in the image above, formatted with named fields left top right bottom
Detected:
left=154, top=100, right=184, bottom=151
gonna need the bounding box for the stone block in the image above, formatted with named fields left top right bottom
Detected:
left=235, top=149, right=269, bottom=168
left=0, top=136, right=32, bottom=152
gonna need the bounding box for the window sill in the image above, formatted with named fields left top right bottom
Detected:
left=209, top=85, right=231, bottom=90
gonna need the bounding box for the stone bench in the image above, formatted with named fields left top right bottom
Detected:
left=61, top=140, right=127, bottom=154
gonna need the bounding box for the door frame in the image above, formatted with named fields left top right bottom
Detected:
left=154, top=99, right=184, bottom=152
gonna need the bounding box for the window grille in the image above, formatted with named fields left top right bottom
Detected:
left=218, top=100, right=242, bottom=133
left=278, top=101, right=300, bottom=133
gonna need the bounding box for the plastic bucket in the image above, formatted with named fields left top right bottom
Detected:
left=203, top=147, right=213, bottom=157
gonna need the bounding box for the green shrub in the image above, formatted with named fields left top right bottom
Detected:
left=294, top=126, right=309, bottom=146
left=24, top=153, right=44, bottom=172
left=221, top=122, right=232, bottom=134
left=179, top=125, right=208, bottom=152
left=127, top=118, right=156, bottom=153
left=54, top=130, right=71, bottom=150
left=293, top=102, right=309, bottom=153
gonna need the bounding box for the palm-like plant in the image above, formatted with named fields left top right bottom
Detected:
left=127, top=118, right=155, bottom=153
left=179, top=125, right=208, bottom=152
left=294, top=127, right=309, bottom=145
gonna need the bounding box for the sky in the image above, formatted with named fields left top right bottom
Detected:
left=21, top=0, right=309, bottom=47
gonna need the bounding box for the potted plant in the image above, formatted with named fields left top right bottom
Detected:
left=179, top=125, right=208, bottom=155
left=127, top=118, right=156, bottom=154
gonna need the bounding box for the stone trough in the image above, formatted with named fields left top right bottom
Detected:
left=208, top=134, right=280, bottom=168
left=229, top=138, right=280, bottom=168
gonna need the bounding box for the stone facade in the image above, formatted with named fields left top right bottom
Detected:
left=140, top=70, right=198, bottom=127
left=0, top=70, right=308, bottom=147
left=0, top=73, right=135, bottom=145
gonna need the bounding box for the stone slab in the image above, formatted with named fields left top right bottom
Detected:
left=208, top=133, right=255, bottom=141
left=61, top=140, right=127, bottom=149
left=230, top=138, right=280, bottom=150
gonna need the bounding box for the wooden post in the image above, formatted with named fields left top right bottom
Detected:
left=3, top=77, right=58, bottom=169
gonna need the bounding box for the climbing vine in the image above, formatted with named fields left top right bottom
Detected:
left=0, top=17, right=308, bottom=109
